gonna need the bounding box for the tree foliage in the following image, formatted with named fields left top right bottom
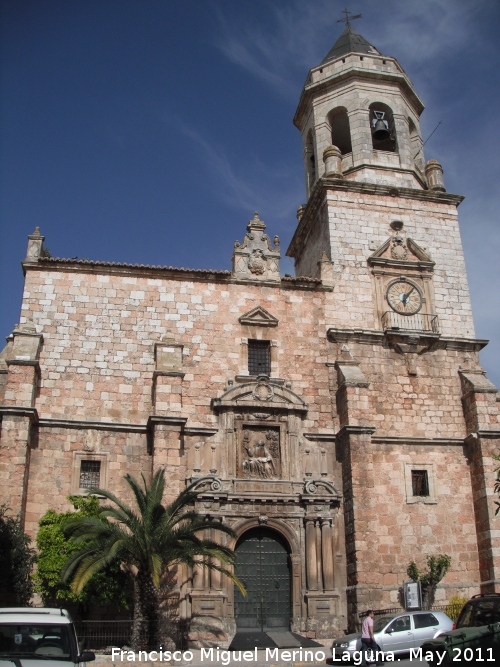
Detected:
left=34, top=495, right=130, bottom=610
left=60, top=469, right=244, bottom=649
left=407, top=554, right=451, bottom=610
left=0, top=505, right=37, bottom=605
left=493, top=453, right=500, bottom=515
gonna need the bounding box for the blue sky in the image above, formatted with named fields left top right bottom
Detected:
left=1, top=0, right=499, bottom=389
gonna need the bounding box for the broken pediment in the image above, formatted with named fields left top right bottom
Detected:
left=368, top=235, right=434, bottom=269
left=239, top=306, right=279, bottom=327
left=211, top=377, right=307, bottom=413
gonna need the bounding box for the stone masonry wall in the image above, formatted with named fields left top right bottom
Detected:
left=295, top=190, right=475, bottom=339
left=372, top=443, right=481, bottom=605
left=20, top=267, right=333, bottom=429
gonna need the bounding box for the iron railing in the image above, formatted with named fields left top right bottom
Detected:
left=74, top=621, right=142, bottom=651
left=381, top=311, right=439, bottom=334
left=74, top=619, right=189, bottom=651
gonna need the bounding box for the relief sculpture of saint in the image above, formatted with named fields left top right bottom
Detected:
left=241, top=429, right=280, bottom=479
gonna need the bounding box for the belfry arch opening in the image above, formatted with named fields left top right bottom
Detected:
left=369, top=102, right=397, bottom=153
left=234, top=527, right=291, bottom=631
left=305, top=129, right=316, bottom=195
left=327, top=107, right=352, bottom=155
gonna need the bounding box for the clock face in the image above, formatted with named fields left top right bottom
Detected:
left=386, top=280, right=423, bottom=315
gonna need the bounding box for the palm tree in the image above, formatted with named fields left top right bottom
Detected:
left=60, top=469, right=243, bottom=649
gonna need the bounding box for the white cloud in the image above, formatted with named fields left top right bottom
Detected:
left=214, top=0, right=491, bottom=96
left=173, top=118, right=301, bottom=222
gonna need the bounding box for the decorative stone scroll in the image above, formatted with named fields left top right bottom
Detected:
left=303, top=479, right=341, bottom=496
left=189, top=475, right=223, bottom=493
left=232, top=212, right=280, bottom=282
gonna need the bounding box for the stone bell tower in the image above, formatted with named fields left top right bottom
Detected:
left=287, top=22, right=474, bottom=340
left=287, top=22, right=500, bottom=629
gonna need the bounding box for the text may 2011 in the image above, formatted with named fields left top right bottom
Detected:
left=332, top=647, right=496, bottom=664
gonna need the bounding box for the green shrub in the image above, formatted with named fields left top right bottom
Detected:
left=445, top=595, right=468, bottom=622
left=34, top=496, right=130, bottom=610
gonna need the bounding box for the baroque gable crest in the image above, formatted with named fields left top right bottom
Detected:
left=368, top=233, right=434, bottom=270
left=232, top=212, right=281, bottom=282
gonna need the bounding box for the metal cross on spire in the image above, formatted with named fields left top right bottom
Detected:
left=337, top=8, right=362, bottom=28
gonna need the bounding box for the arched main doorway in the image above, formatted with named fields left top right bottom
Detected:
left=234, top=527, right=291, bottom=631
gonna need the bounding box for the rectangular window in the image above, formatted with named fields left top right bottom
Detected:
left=248, top=340, right=271, bottom=376
left=79, top=460, right=101, bottom=490
left=413, top=613, right=439, bottom=629
left=411, top=469, right=429, bottom=497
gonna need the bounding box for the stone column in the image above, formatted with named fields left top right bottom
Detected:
left=321, top=518, right=335, bottom=591
left=315, top=520, right=322, bottom=590
left=305, top=518, right=318, bottom=591
left=210, top=524, right=222, bottom=591
left=192, top=557, right=204, bottom=590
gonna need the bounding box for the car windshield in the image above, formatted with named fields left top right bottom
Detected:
left=373, top=616, right=396, bottom=632
left=0, top=624, right=74, bottom=661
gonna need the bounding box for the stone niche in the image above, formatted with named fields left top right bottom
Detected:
left=211, top=377, right=307, bottom=481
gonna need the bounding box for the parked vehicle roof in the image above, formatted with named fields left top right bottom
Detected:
left=0, top=608, right=73, bottom=624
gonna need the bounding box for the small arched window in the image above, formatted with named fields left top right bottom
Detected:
left=327, top=107, right=352, bottom=155
left=369, top=102, right=397, bottom=153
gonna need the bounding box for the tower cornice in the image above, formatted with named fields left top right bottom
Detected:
left=286, top=177, right=464, bottom=259
left=294, top=54, right=424, bottom=130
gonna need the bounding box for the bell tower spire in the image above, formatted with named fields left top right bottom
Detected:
left=294, top=24, right=431, bottom=198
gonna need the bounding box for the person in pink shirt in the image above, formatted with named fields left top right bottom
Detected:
left=360, top=610, right=380, bottom=665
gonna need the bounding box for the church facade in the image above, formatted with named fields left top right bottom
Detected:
left=1, top=26, right=499, bottom=643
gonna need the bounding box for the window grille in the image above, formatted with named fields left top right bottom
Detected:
left=411, top=469, right=429, bottom=496
left=248, top=340, right=271, bottom=376
left=80, top=460, right=101, bottom=490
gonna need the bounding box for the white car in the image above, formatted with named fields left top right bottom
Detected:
left=0, top=608, right=95, bottom=667
left=332, top=610, right=454, bottom=660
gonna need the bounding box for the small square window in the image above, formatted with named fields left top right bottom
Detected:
left=72, top=452, right=108, bottom=495
left=248, top=340, right=271, bottom=376
left=411, top=469, right=429, bottom=497
left=404, top=463, right=436, bottom=504
left=79, top=460, right=101, bottom=490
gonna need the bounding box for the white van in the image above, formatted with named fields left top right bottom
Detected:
left=0, top=608, right=95, bottom=667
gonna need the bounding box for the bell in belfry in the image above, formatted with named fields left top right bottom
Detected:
left=372, top=110, right=390, bottom=140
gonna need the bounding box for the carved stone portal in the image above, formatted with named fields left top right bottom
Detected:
left=239, top=426, right=281, bottom=479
